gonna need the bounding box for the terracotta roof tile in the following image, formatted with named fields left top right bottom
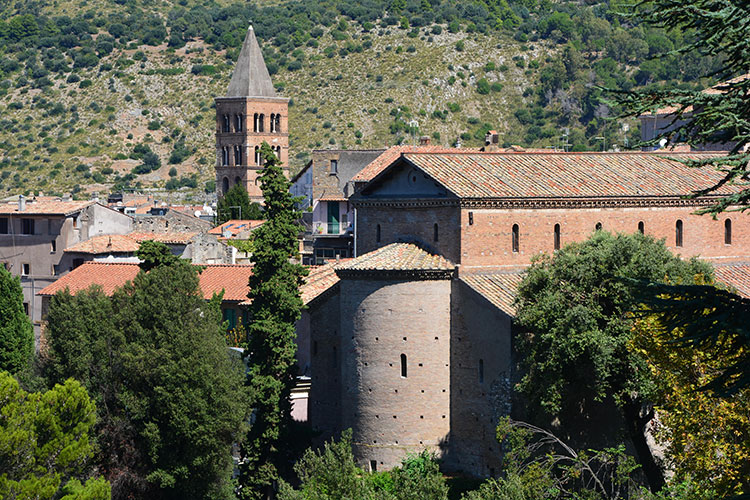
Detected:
left=38, top=262, right=141, bottom=296
left=338, top=243, right=454, bottom=272
left=460, top=272, right=524, bottom=315
left=714, top=263, right=750, bottom=298
left=128, top=231, right=197, bottom=244
left=208, top=220, right=265, bottom=236
left=0, top=199, right=93, bottom=215
left=64, top=234, right=140, bottom=254
left=398, top=152, right=735, bottom=199
left=38, top=262, right=254, bottom=302
left=300, top=260, right=351, bottom=304
left=350, top=145, right=482, bottom=183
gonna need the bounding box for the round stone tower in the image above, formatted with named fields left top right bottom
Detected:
left=335, top=243, right=455, bottom=471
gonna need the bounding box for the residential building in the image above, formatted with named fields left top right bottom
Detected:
left=0, top=196, right=133, bottom=335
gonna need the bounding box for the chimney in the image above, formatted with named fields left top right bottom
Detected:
left=63, top=193, right=71, bottom=201
left=18, top=194, right=25, bottom=212
left=419, top=136, right=431, bottom=146
left=455, top=137, right=462, bottom=148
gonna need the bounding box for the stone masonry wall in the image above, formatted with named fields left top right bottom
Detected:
left=356, top=205, right=461, bottom=262
left=460, top=206, right=750, bottom=269
left=339, top=277, right=452, bottom=472
left=308, top=291, right=342, bottom=441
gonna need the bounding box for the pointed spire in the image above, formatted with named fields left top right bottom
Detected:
left=226, top=25, right=277, bottom=98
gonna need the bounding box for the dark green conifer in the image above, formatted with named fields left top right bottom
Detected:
left=0, top=265, right=33, bottom=374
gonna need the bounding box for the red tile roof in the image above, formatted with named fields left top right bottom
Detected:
left=714, top=263, right=750, bottom=298
left=64, top=234, right=140, bottom=254
left=350, top=145, right=483, bottom=183
left=208, top=220, right=265, bottom=236
left=460, top=272, right=524, bottom=315
left=644, top=74, right=750, bottom=116
left=300, top=260, right=351, bottom=305
left=338, top=242, right=454, bottom=272
left=38, top=262, right=141, bottom=296
left=396, top=152, right=734, bottom=199
left=38, top=262, right=254, bottom=303
left=0, top=199, right=93, bottom=215
left=128, top=231, right=197, bottom=245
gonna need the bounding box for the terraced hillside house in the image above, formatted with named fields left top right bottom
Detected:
left=215, top=25, right=289, bottom=203
left=0, top=196, right=133, bottom=336
left=307, top=150, right=750, bottom=478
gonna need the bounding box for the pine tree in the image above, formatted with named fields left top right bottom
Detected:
left=239, top=142, right=307, bottom=499
left=217, top=183, right=265, bottom=225
left=0, top=265, right=33, bottom=374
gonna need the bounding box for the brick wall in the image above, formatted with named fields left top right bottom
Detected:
left=338, top=277, right=452, bottom=471
left=308, top=291, right=342, bottom=441
left=460, top=206, right=750, bottom=269
left=446, top=280, right=512, bottom=476
left=356, top=205, right=461, bottom=262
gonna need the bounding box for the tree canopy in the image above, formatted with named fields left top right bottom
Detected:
left=0, top=371, right=110, bottom=500
left=0, top=265, right=33, bottom=374
left=217, top=183, right=265, bottom=225
left=43, top=243, right=249, bottom=500
left=239, top=142, right=307, bottom=499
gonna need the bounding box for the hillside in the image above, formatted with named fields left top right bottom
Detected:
left=0, top=0, right=721, bottom=199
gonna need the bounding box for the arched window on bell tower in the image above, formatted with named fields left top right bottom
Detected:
left=234, top=176, right=241, bottom=186
left=275, top=114, right=281, bottom=133
left=270, top=113, right=276, bottom=132
left=222, top=114, right=230, bottom=133
left=221, top=147, right=229, bottom=166
left=253, top=113, right=259, bottom=133
left=234, top=145, right=242, bottom=166
left=259, top=114, right=265, bottom=132
left=254, top=146, right=261, bottom=165
left=235, top=114, right=243, bottom=132
left=222, top=177, right=229, bottom=194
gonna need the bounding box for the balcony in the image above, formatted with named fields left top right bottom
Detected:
left=313, top=221, right=351, bottom=236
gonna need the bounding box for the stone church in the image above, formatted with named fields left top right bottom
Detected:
left=216, top=27, right=750, bottom=478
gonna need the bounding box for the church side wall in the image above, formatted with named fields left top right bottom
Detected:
left=308, top=291, right=342, bottom=442
left=460, top=206, right=750, bottom=269
left=339, top=278, right=452, bottom=471
left=445, top=280, right=512, bottom=477
left=356, top=205, right=460, bottom=262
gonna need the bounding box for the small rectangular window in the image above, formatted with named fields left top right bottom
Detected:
left=0, top=218, right=7, bottom=234
left=22, top=263, right=30, bottom=276
left=330, top=159, right=338, bottom=174
left=22, top=218, right=34, bottom=235
left=50, top=240, right=56, bottom=253
left=23, top=302, right=29, bottom=315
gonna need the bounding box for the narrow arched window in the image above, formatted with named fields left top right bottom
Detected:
left=254, top=146, right=261, bottom=165
left=638, top=221, right=644, bottom=234
left=478, top=359, right=484, bottom=384
left=234, top=176, right=241, bottom=186
left=234, top=145, right=242, bottom=166
left=222, top=114, right=230, bottom=133
left=270, top=113, right=276, bottom=132
left=222, top=177, right=229, bottom=194
left=235, top=114, right=242, bottom=132
left=259, top=113, right=265, bottom=132
left=511, top=224, right=519, bottom=253
left=595, top=222, right=602, bottom=231
left=253, top=113, right=259, bottom=132
left=376, top=224, right=381, bottom=243
left=275, top=114, right=281, bottom=133
left=222, top=147, right=229, bottom=166
left=400, top=354, right=407, bottom=378
left=554, top=223, right=561, bottom=250
left=675, top=220, right=683, bottom=247
left=725, top=218, right=732, bottom=245
left=434, top=223, right=439, bottom=242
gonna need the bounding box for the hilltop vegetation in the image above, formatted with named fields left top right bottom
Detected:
left=0, top=0, right=722, bottom=197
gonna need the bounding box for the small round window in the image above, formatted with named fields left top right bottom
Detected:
left=407, top=169, right=419, bottom=185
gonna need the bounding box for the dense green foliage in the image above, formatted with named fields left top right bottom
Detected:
left=239, top=142, right=307, bottom=498
left=514, top=231, right=712, bottom=489
left=43, top=246, right=248, bottom=500
left=0, top=265, right=33, bottom=374
left=278, top=430, right=448, bottom=500
left=217, top=183, right=265, bottom=224
left=0, top=371, right=110, bottom=499
left=0, top=0, right=726, bottom=194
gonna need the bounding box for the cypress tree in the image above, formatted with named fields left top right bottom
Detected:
left=0, top=265, right=33, bottom=374
left=239, top=142, right=307, bottom=499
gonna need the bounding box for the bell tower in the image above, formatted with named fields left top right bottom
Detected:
left=215, top=25, right=289, bottom=204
